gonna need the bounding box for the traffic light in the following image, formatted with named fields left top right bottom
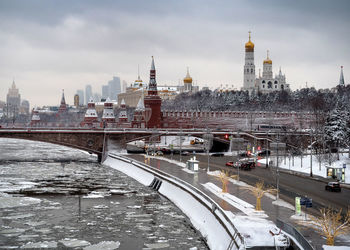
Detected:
left=224, top=134, right=229, bottom=140
left=257, top=146, right=261, bottom=151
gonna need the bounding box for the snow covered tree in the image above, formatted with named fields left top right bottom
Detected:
left=312, top=207, right=350, bottom=246
left=324, top=105, right=349, bottom=150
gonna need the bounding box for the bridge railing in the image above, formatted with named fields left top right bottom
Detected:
left=108, top=153, right=245, bottom=249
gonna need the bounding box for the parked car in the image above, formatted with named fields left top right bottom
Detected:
left=325, top=182, right=341, bottom=192
left=181, top=151, right=189, bottom=156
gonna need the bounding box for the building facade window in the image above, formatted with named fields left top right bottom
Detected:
left=268, top=81, right=272, bottom=88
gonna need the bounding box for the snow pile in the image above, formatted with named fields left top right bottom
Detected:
left=158, top=180, right=234, bottom=249
left=104, top=157, right=153, bottom=186
left=323, top=246, right=350, bottom=250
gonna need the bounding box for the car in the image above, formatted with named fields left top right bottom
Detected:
left=257, top=150, right=271, bottom=156
left=155, top=151, right=164, bottom=156
left=225, top=161, right=234, bottom=167
left=181, top=151, right=189, bottom=156
left=325, top=182, right=341, bottom=192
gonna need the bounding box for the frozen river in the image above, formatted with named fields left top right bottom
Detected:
left=0, top=138, right=207, bottom=249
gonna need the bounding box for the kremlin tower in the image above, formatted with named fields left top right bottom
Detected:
left=243, top=31, right=256, bottom=94
left=101, top=98, right=116, bottom=128
left=131, top=98, right=146, bottom=128
left=57, top=89, right=68, bottom=117
left=81, top=98, right=99, bottom=127
left=118, top=99, right=128, bottom=124
left=144, top=56, right=162, bottom=128
left=30, top=108, right=41, bottom=127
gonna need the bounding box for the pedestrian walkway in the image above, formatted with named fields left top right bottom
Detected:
left=126, top=154, right=344, bottom=250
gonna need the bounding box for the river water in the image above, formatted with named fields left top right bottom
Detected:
left=0, top=138, right=208, bottom=249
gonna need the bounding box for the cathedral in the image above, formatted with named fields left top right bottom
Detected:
left=242, top=32, right=290, bottom=94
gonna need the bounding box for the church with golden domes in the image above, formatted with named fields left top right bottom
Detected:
left=242, top=32, right=290, bottom=94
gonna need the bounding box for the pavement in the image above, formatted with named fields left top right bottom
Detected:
left=127, top=153, right=350, bottom=250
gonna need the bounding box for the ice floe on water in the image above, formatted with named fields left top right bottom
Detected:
left=144, top=243, right=170, bottom=249
left=83, top=241, right=121, bottom=250
left=59, top=238, right=91, bottom=248
left=0, top=196, right=41, bottom=209
left=20, top=241, right=58, bottom=248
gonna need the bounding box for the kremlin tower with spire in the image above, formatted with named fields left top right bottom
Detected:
left=144, top=56, right=162, bottom=128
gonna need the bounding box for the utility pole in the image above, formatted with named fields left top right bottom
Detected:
left=310, top=129, right=313, bottom=177
left=271, top=141, right=286, bottom=200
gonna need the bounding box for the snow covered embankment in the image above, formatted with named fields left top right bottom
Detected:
left=104, top=154, right=244, bottom=250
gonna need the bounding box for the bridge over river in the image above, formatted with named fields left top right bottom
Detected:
left=0, top=128, right=311, bottom=162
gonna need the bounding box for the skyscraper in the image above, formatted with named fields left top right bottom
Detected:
left=108, top=76, right=121, bottom=101
left=76, top=89, right=84, bottom=105
left=85, top=85, right=92, bottom=105
left=102, top=85, right=109, bottom=100
left=6, top=80, right=21, bottom=117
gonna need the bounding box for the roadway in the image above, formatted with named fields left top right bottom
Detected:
left=176, top=154, right=350, bottom=215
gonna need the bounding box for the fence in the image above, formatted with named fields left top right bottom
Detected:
left=276, top=219, right=314, bottom=250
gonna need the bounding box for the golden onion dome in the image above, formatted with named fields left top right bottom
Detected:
left=245, top=31, right=254, bottom=51
left=183, top=68, right=193, bottom=84
left=263, top=50, right=272, bottom=64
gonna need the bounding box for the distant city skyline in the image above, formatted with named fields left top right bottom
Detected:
left=0, top=0, right=349, bottom=106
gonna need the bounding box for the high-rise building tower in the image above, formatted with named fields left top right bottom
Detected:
left=108, top=76, right=121, bottom=100
left=85, top=85, right=92, bottom=105
left=76, top=90, right=84, bottom=105
left=102, top=85, right=109, bottom=100
left=6, top=80, right=21, bottom=117
left=144, top=56, right=162, bottom=128
left=74, top=94, right=79, bottom=107
left=243, top=31, right=256, bottom=93
left=339, top=66, right=345, bottom=86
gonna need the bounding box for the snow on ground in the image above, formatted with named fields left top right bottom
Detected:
left=225, top=211, right=289, bottom=248
left=104, top=156, right=153, bottom=186
left=202, top=182, right=288, bottom=247
left=323, top=246, right=350, bottom=250
left=257, top=154, right=350, bottom=183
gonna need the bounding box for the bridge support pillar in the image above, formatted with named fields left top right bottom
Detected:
left=97, top=153, right=102, bottom=163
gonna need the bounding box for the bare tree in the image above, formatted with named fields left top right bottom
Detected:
left=311, top=207, right=350, bottom=246
left=215, top=170, right=237, bottom=193
left=242, top=181, right=276, bottom=211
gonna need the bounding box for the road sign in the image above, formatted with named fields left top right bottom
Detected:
left=343, top=164, right=346, bottom=169
left=300, top=197, right=312, bottom=207
left=295, top=197, right=301, bottom=215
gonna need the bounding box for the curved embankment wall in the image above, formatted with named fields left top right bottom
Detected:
left=103, top=153, right=245, bottom=250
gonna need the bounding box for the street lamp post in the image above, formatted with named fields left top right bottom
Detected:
left=270, top=142, right=286, bottom=200
left=232, top=136, right=244, bottom=182
left=310, top=129, right=313, bottom=177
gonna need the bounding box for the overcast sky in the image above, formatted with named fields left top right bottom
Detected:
left=1, top=0, right=349, bottom=107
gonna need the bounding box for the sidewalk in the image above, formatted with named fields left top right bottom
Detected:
left=127, top=154, right=334, bottom=249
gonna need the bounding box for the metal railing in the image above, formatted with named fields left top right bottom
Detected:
left=108, top=153, right=245, bottom=249
left=276, top=219, right=314, bottom=250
